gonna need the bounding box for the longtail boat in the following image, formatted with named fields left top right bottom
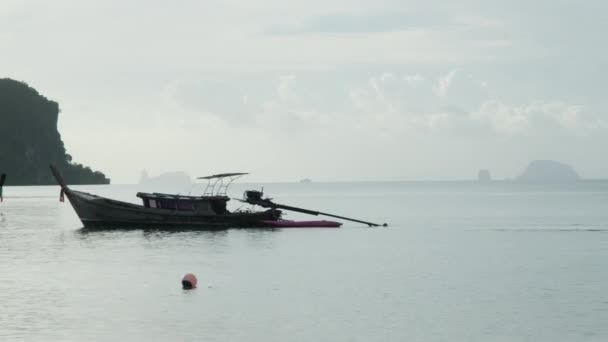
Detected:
left=50, top=165, right=385, bottom=230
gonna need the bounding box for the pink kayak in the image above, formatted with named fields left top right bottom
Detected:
left=261, top=220, right=342, bottom=228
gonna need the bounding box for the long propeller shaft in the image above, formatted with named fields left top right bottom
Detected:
left=243, top=193, right=387, bottom=227
left=273, top=203, right=385, bottom=227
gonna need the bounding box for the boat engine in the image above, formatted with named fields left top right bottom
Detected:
left=243, top=189, right=276, bottom=208
left=244, top=189, right=264, bottom=202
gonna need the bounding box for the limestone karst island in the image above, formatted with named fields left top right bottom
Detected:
left=0, top=78, right=109, bottom=185
left=516, top=160, right=580, bottom=182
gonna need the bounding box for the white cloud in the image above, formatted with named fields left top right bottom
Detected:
left=403, top=74, right=425, bottom=83
left=276, top=75, right=298, bottom=103
left=470, top=100, right=601, bottom=136
left=452, top=15, right=504, bottom=29
left=434, top=70, right=458, bottom=98
left=3, top=0, right=608, bottom=181
left=344, top=72, right=604, bottom=139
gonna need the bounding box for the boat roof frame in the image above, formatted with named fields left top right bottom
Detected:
left=196, top=172, right=248, bottom=196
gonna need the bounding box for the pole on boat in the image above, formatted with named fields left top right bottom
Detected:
left=0, top=173, right=5, bottom=202
left=243, top=190, right=388, bottom=227
left=49, top=165, right=68, bottom=202
left=49, top=165, right=68, bottom=189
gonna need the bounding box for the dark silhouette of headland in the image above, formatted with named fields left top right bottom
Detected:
left=516, top=160, right=580, bottom=182
left=0, top=78, right=109, bottom=185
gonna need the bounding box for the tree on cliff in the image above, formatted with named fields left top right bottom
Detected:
left=0, top=78, right=109, bottom=185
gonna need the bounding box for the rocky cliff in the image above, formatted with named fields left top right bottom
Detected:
left=0, top=78, right=109, bottom=185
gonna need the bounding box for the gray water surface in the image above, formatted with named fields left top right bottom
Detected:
left=1, top=181, right=607, bottom=341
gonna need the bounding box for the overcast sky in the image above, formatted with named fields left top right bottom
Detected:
left=2, top=0, right=607, bottom=183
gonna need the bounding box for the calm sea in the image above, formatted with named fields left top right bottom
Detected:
left=1, top=181, right=607, bottom=341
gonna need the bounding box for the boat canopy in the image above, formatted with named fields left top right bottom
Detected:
left=197, top=172, right=248, bottom=180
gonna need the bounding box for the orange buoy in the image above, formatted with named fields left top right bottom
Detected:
left=182, top=273, right=198, bottom=289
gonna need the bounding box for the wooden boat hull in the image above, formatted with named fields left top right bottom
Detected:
left=64, top=189, right=281, bottom=230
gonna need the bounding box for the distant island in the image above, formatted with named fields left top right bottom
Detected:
left=477, top=169, right=491, bottom=182
left=299, top=178, right=312, bottom=183
left=139, top=170, right=192, bottom=187
left=0, top=78, right=109, bottom=185
left=516, top=160, right=580, bottom=182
